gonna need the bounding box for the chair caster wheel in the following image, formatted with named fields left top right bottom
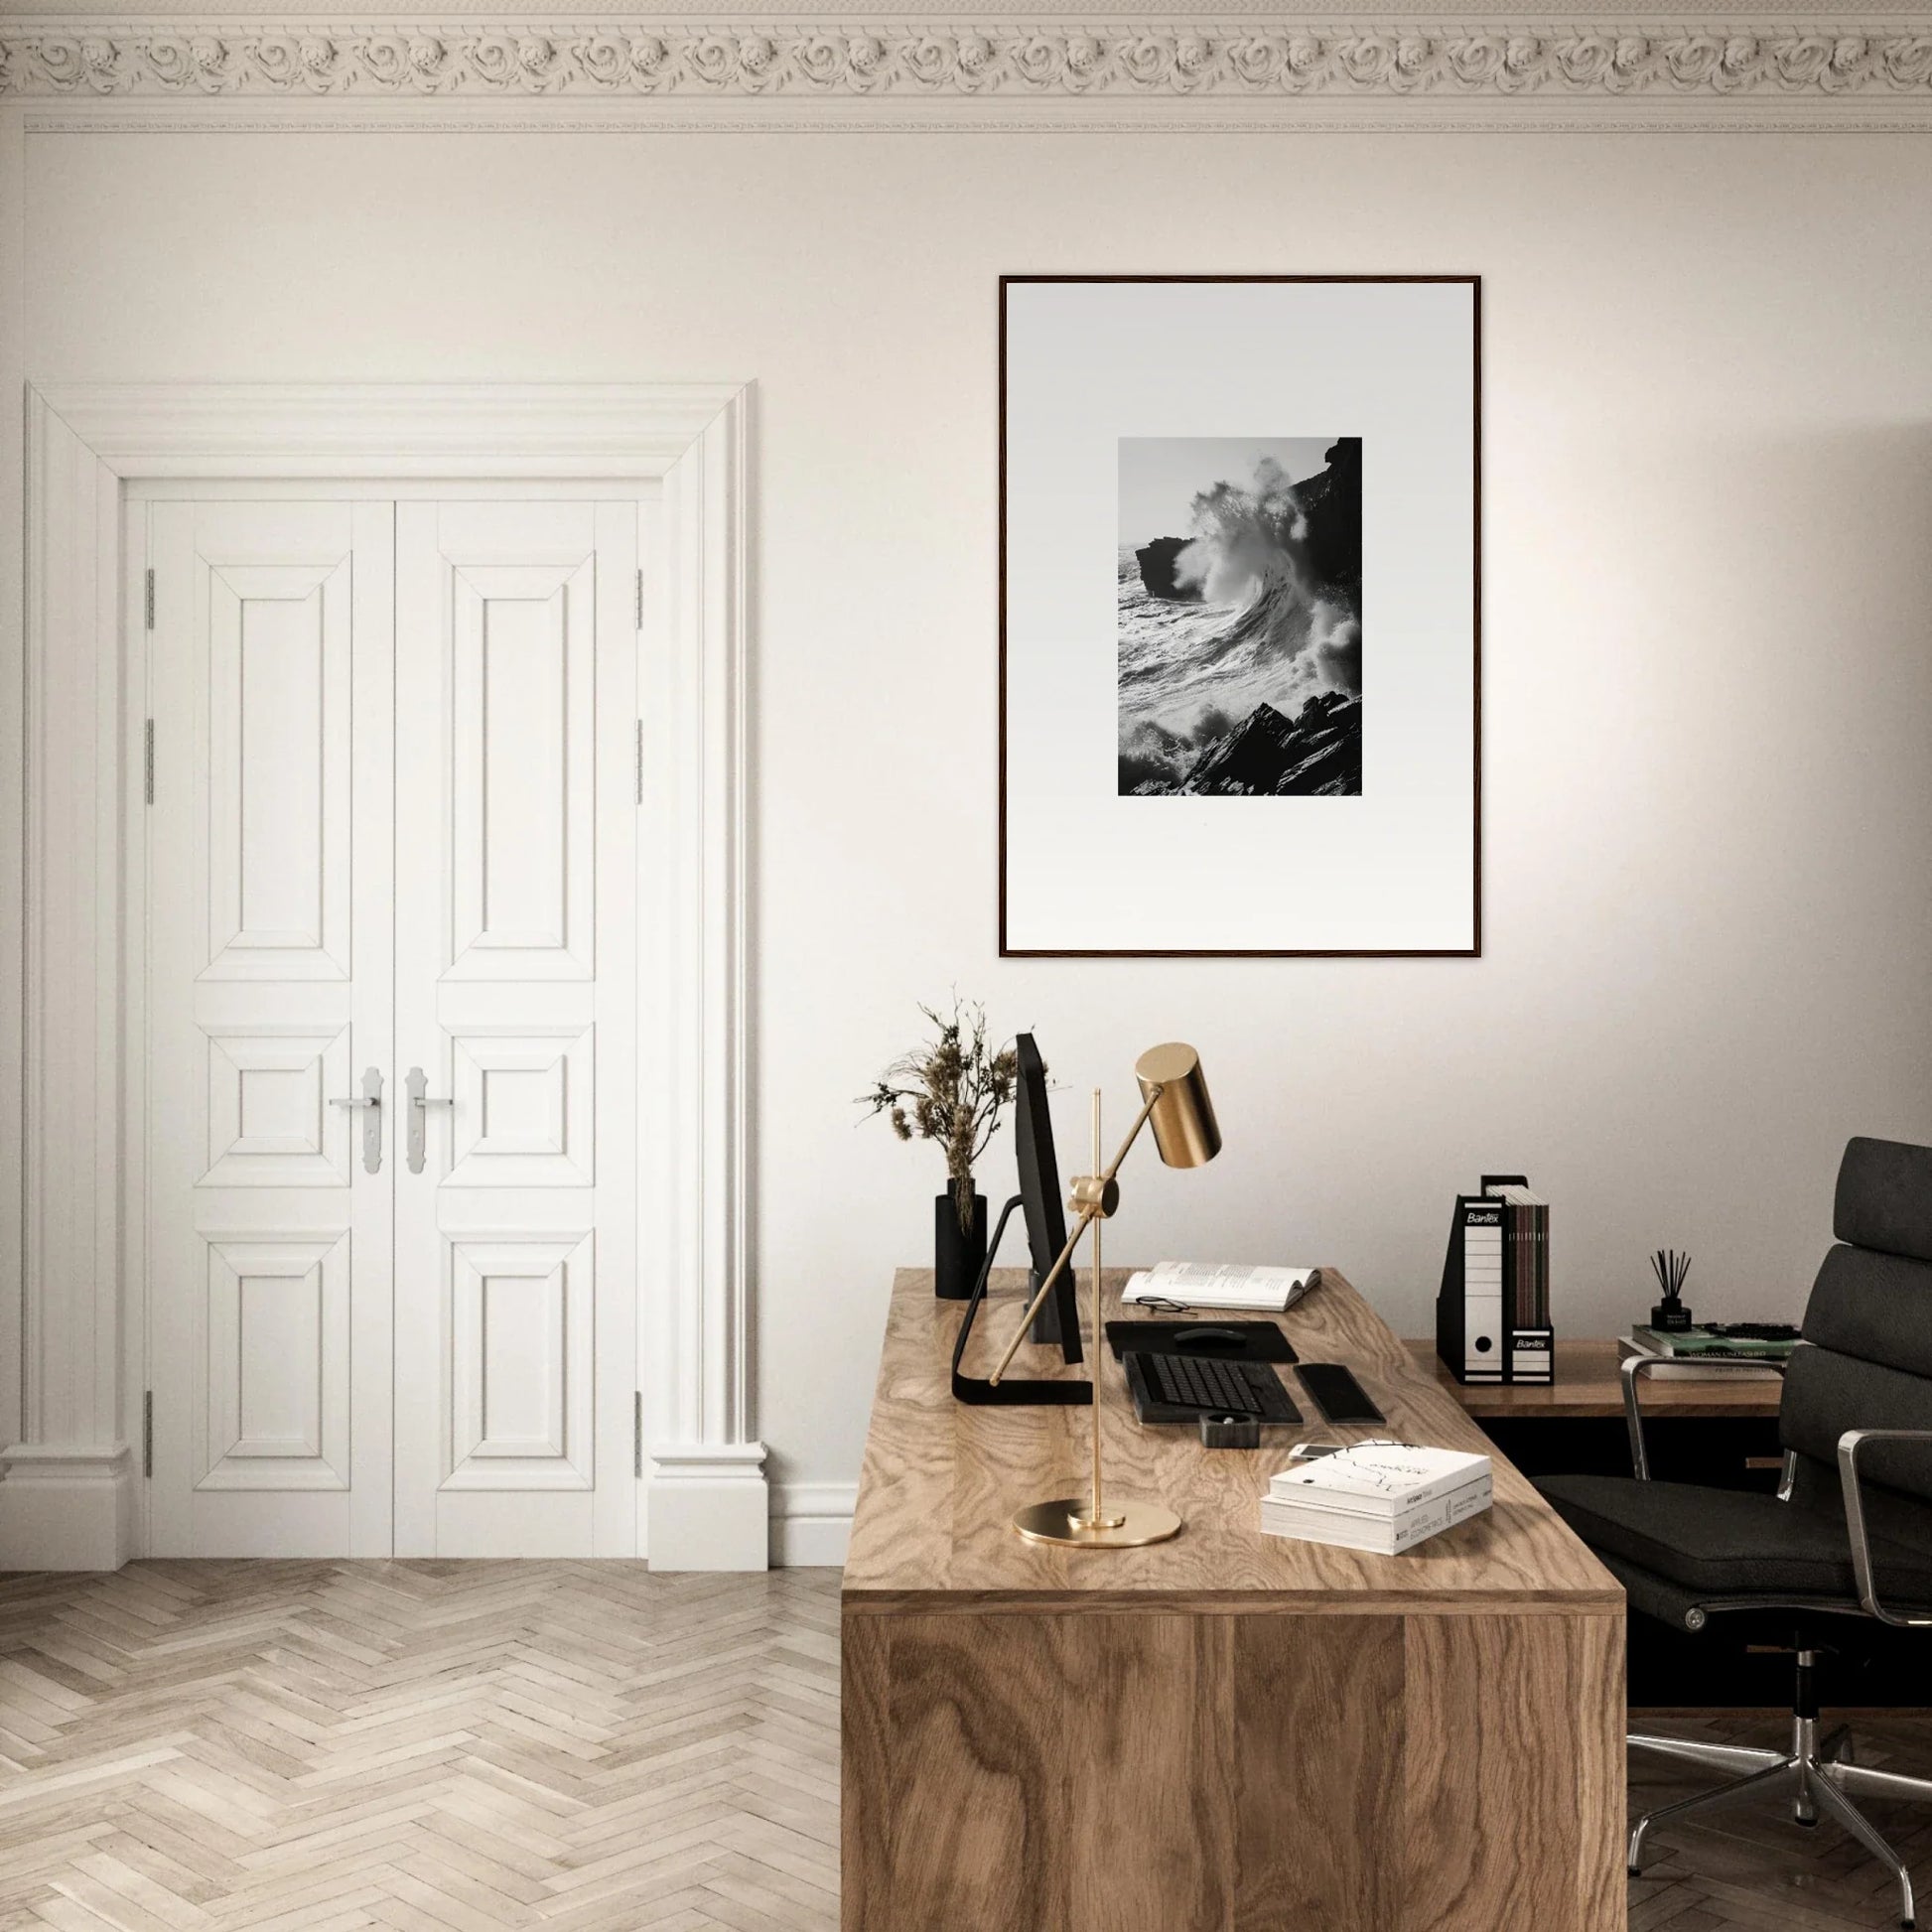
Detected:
left=1627, top=1868, right=1640, bottom=1878
left=1796, top=1816, right=1818, bottom=1828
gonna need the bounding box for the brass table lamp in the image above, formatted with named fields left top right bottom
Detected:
left=987, top=1041, right=1222, bottom=1549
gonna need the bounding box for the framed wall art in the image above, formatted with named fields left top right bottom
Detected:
left=999, top=275, right=1480, bottom=957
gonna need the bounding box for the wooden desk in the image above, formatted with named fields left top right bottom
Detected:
left=843, top=1270, right=1626, bottom=1932
left=1406, top=1337, right=1783, bottom=1420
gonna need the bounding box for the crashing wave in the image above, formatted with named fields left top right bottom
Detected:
left=1117, top=438, right=1362, bottom=796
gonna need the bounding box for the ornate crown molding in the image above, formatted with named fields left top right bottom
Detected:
left=3, top=18, right=1931, bottom=109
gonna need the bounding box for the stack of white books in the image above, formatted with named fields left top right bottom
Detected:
left=1121, top=1261, right=1316, bottom=1312
left=1260, top=1443, right=1493, bottom=1556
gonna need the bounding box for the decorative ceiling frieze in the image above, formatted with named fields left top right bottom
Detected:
left=3, top=17, right=1930, bottom=120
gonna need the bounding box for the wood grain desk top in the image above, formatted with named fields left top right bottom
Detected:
left=1407, top=1336, right=1784, bottom=1420
left=843, top=1267, right=1621, bottom=1616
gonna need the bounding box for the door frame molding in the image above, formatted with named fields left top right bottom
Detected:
left=2, top=381, right=763, bottom=1571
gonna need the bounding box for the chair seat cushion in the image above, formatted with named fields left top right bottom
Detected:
left=1535, top=1473, right=1932, bottom=1602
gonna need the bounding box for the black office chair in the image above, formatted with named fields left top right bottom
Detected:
left=1537, top=1136, right=1932, bottom=1930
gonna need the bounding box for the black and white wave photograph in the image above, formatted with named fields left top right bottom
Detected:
left=1118, top=436, right=1362, bottom=796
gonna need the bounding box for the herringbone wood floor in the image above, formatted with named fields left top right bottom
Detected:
left=1630, top=1707, right=1932, bottom=1931
left=0, top=1564, right=840, bottom=1931
left=1, top=1563, right=1928, bottom=1929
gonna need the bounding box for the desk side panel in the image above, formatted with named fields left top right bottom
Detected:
left=840, top=1612, right=891, bottom=1930
left=1064, top=1613, right=1236, bottom=1931
left=1233, top=1613, right=1406, bottom=1931
left=845, top=1610, right=1069, bottom=1931
left=842, top=1604, right=1624, bottom=1932
left=1404, top=1611, right=1626, bottom=1932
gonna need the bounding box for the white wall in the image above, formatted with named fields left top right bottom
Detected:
left=21, top=126, right=1932, bottom=1523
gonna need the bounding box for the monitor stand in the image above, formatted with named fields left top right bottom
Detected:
left=951, top=1196, right=1092, bottom=1407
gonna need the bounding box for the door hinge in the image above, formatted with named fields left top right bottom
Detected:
left=144, top=568, right=155, bottom=630
left=634, top=720, right=644, bottom=805
left=634, top=567, right=644, bottom=631
left=633, top=1392, right=643, bottom=1479
left=142, top=1391, right=153, bottom=1478
left=144, top=720, right=155, bottom=805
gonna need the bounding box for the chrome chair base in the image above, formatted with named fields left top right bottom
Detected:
left=1629, top=1705, right=1932, bottom=1929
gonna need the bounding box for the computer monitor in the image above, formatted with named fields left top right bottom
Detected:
left=1014, top=1034, right=1083, bottom=1364
left=948, top=1032, right=1090, bottom=1405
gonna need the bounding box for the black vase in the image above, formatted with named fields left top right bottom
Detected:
left=934, top=1186, right=989, bottom=1301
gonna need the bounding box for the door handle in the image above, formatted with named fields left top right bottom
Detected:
left=405, top=1066, right=455, bottom=1175
left=330, top=1066, right=384, bottom=1174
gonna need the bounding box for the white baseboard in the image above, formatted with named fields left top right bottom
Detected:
left=0, top=1442, right=851, bottom=1573
left=0, top=1445, right=136, bottom=1571
left=770, top=1481, right=854, bottom=1568
left=645, top=1442, right=769, bottom=1571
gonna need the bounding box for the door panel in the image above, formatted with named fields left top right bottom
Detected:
left=201, top=1234, right=349, bottom=1489
left=147, top=501, right=395, bottom=1557
left=204, top=564, right=352, bottom=978
left=446, top=1232, right=594, bottom=1488
left=446, top=1027, right=595, bottom=1188
left=393, top=501, right=637, bottom=1557
left=449, top=561, right=595, bottom=978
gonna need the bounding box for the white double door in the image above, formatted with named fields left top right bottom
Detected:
left=145, top=495, right=639, bottom=1558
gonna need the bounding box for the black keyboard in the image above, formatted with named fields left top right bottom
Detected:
left=1125, top=1350, right=1302, bottom=1425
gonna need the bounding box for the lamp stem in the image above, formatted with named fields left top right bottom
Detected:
left=1089, top=1089, right=1107, bottom=1530
left=1096, top=1086, right=1164, bottom=1190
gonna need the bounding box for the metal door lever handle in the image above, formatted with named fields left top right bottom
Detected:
left=330, top=1067, right=384, bottom=1174
left=404, top=1067, right=453, bottom=1175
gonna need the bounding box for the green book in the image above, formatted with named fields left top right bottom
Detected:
left=1631, top=1324, right=1796, bottom=1360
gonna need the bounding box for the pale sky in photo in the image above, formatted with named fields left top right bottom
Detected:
left=1118, top=437, right=1337, bottom=548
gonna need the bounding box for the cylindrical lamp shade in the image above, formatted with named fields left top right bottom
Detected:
left=1134, top=1042, right=1222, bottom=1169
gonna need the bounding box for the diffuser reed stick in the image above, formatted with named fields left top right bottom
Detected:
left=1649, top=1248, right=1693, bottom=1331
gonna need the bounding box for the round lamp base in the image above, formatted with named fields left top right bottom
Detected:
left=1012, top=1496, right=1182, bottom=1549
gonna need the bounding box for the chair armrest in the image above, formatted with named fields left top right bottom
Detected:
left=1837, top=1429, right=1932, bottom=1627
left=1621, top=1350, right=1788, bottom=1481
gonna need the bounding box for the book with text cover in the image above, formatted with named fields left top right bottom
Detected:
left=1269, top=1443, right=1491, bottom=1513
left=1260, top=1443, right=1493, bottom=1556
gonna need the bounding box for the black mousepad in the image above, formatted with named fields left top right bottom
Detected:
left=1104, top=1319, right=1297, bottom=1365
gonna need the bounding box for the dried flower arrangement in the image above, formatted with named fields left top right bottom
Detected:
left=860, top=998, right=1021, bottom=1234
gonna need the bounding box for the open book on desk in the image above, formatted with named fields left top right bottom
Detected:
left=1121, top=1261, right=1318, bottom=1313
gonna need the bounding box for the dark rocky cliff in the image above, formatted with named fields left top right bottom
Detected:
left=1178, top=690, right=1361, bottom=796
left=1295, top=438, right=1363, bottom=604
left=1133, top=535, right=1203, bottom=603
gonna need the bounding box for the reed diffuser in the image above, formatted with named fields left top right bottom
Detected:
left=1649, top=1248, right=1694, bottom=1332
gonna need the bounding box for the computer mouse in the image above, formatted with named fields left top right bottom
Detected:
left=1174, top=1326, right=1247, bottom=1349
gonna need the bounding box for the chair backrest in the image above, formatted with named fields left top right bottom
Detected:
left=1780, top=1138, right=1932, bottom=1529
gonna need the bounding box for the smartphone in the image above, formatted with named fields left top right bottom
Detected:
left=1296, top=1363, right=1385, bottom=1426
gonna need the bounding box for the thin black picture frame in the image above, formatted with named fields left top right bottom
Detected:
left=997, top=273, right=1482, bottom=959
